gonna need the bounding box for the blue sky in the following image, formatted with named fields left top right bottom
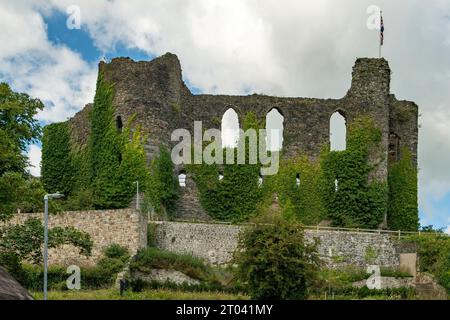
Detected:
left=0, top=1, right=449, bottom=232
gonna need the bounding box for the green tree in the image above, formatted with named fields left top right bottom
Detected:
left=0, top=83, right=43, bottom=175
left=234, top=217, right=320, bottom=299
left=0, top=83, right=93, bottom=272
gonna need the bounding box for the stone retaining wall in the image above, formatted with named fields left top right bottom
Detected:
left=4, top=209, right=147, bottom=266
left=154, top=221, right=404, bottom=268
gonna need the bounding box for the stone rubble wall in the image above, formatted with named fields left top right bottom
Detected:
left=4, top=209, right=147, bottom=267
left=153, top=221, right=402, bottom=268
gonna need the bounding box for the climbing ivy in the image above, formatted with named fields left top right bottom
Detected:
left=387, top=148, right=419, bottom=231
left=319, top=116, right=388, bottom=229
left=40, top=72, right=150, bottom=210
left=269, top=156, right=325, bottom=225
left=146, top=145, right=178, bottom=219
left=41, top=122, right=74, bottom=195
left=87, top=72, right=126, bottom=208
left=189, top=112, right=263, bottom=222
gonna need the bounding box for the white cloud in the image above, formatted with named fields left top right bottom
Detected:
left=0, top=1, right=97, bottom=123
left=26, top=144, right=42, bottom=177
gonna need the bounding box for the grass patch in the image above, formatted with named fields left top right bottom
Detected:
left=31, top=288, right=248, bottom=300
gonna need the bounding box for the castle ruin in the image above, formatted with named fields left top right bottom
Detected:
left=67, top=53, right=418, bottom=221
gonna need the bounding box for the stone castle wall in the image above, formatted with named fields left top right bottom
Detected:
left=154, top=221, right=406, bottom=268
left=66, top=53, right=418, bottom=221
left=4, top=209, right=147, bottom=266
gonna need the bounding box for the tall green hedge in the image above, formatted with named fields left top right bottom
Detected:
left=41, top=122, right=74, bottom=195
left=388, top=149, right=419, bottom=231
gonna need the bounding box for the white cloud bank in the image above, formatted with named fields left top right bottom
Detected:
left=1, top=0, right=449, bottom=227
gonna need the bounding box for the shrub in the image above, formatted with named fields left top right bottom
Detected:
left=403, top=234, right=450, bottom=293
left=234, top=217, right=321, bottom=300
left=104, top=244, right=129, bottom=260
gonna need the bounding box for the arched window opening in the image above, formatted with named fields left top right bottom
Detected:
left=265, top=108, right=284, bottom=151
left=178, top=171, right=186, bottom=187
left=296, top=173, right=301, bottom=187
left=221, top=108, right=240, bottom=148
left=330, top=111, right=346, bottom=151
left=116, top=115, right=123, bottom=133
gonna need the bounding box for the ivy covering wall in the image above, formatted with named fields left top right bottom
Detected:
left=146, top=145, right=178, bottom=219
left=41, top=72, right=149, bottom=209
left=269, top=156, right=325, bottom=225
left=189, top=113, right=263, bottom=222
left=387, top=148, right=419, bottom=231
left=319, top=117, right=388, bottom=229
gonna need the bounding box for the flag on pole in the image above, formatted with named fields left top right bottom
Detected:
left=380, top=12, right=384, bottom=46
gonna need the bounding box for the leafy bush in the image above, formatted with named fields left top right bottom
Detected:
left=234, top=217, right=321, bottom=299
left=403, top=234, right=450, bottom=293
left=16, top=253, right=129, bottom=291
left=0, top=218, right=92, bottom=264
left=104, top=243, right=129, bottom=261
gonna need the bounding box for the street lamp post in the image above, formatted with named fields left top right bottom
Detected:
left=43, top=193, right=64, bottom=301
left=135, top=181, right=139, bottom=210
